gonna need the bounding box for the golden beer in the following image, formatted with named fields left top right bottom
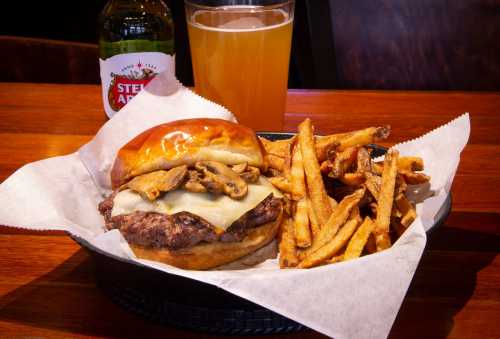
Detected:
left=187, top=5, right=293, bottom=130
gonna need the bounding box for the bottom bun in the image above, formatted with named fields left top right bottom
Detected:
left=213, top=239, right=278, bottom=271
left=130, top=209, right=283, bottom=270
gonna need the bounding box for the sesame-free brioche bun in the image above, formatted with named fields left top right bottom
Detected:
left=130, top=208, right=282, bottom=270
left=111, top=118, right=266, bottom=188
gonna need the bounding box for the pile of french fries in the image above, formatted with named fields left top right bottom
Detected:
left=260, top=119, right=430, bottom=269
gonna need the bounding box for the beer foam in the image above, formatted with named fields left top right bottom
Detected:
left=190, top=8, right=292, bottom=32
left=220, top=17, right=266, bottom=30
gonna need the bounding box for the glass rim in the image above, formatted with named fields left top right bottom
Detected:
left=184, top=0, right=294, bottom=10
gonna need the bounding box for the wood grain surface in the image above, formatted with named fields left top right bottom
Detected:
left=0, top=83, right=498, bottom=338
left=328, top=0, right=500, bottom=90
left=1, top=36, right=100, bottom=84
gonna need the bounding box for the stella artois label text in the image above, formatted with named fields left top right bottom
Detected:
left=99, top=52, right=174, bottom=118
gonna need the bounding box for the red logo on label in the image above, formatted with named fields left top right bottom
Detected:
left=108, top=66, right=157, bottom=111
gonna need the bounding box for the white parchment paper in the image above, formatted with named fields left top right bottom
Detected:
left=0, top=71, right=470, bottom=339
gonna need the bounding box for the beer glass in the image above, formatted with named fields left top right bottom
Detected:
left=185, top=0, right=294, bottom=131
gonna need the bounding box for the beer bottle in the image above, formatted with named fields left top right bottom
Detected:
left=99, top=0, right=174, bottom=118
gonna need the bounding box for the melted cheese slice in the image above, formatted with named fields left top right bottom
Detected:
left=111, top=177, right=282, bottom=230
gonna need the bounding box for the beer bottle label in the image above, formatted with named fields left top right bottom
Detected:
left=99, top=52, right=174, bottom=118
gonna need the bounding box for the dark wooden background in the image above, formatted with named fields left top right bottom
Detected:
left=2, top=0, right=500, bottom=90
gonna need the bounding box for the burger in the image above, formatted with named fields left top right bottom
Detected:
left=98, top=118, right=284, bottom=270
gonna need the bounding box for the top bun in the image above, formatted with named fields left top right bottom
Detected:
left=111, top=118, right=266, bottom=188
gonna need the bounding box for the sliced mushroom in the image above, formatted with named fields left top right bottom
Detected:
left=183, top=170, right=207, bottom=193
left=125, top=165, right=188, bottom=201
left=185, top=165, right=224, bottom=195
left=264, top=167, right=282, bottom=177
left=200, top=177, right=225, bottom=195
left=195, top=161, right=248, bottom=199
left=240, top=166, right=260, bottom=183
left=231, top=163, right=248, bottom=174
left=184, top=181, right=208, bottom=193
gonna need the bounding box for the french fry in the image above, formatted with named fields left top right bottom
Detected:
left=262, top=132, right=343, bottom=163
left=259, top=137, right=294, bottom=158
left=356, top=147, right=372, bottom=173
left=336, top=146, right=371, bottom=186
left=258, top=136, right=274, bottom=152
left=401, top=209, right=416, bottom=228
left=320, top=159, right=334, bottom=174
left=281, top=137, right=295, bottom=181
left=289, top=143, right=312, bottom=247
left=372, top=162, right=383, bottom=175
left=306, top=188, right=365, bottom=256
left=328, top=253, right=344, bottom=264
left=374, top=149, right=399, bottom=251
left=296, top=248, right=307, bottom=261
left=330, top=185, right=358, bottom=203
left=365, top=233, right=377, bottom=254
left=265, top=154, right=285, bottom=172
left=337, top=126, right=390, bottom=151
left=365, top=172, right=381, bottom=200
left=315, top=126, right=390, bottom=161
left=329, top=147, right=358, bottom=178
left=395, top=193, right=417, bottom=227
left=282, top=194, right=293, bottom=217
left=329, top=196, right=338, bottom=210
left=398, top=156, right=424, bottom=172
left=261, top=133, right=343, bottom=162
left=395, top=173, right=408, bottom=195
left=391, top=206, right=403, bottom=219
left=298, top=119, right=333, bottom=225
left=349, top=204, right=361, bottom=221
left=400, top=170, right=431, bottom=185
left=265, top=120, right=430, bottom=269
left=344, top=216, right=376, bottom=261
left=291, top=144, right=306, bottom=200
left=294, top=199, right=311, bottom=247
left=375, top=157, right=425, bottom=173
left=263, top=126, right=390, bottom=163
left=307, top=197, right=321, bottom=237
left=298, top=207, right=362, bottom=268
left=391, top=218, right=407, bottom=238
left=279, top=218, right=299, bottom=268
left=339, top=172, right=365, bottom=186
left=315, top=135, right=346, bottom=162
left=268, top=176, right=292, bottom=193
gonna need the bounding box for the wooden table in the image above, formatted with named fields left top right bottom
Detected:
left=0, top=83, right=498, bottom=338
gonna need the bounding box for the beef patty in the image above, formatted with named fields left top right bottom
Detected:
left=98, top=193, right=282, bottom=250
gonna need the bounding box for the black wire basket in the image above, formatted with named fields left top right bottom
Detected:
left=73, top=132, right=451, bottom=335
